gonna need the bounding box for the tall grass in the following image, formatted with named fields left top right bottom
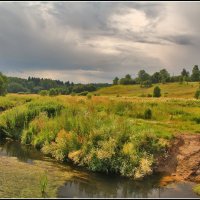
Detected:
left=0, top=98, right=63, bottom=139
left=0, top=94, right=200, bottom=179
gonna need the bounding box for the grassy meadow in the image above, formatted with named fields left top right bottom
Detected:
left=0, top=90, right=200, bottom=180
left=95, top=82, right=200, bottom=98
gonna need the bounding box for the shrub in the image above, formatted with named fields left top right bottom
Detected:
left=78, top=91, right=88, bottom=96
left=87, top=93, right=92, bottom=100
left=134, top=155, right=153, bottom=179
left=39, top=90, right=49, bottom=96
left=141, top=80, right=152, bottom=88
left=153, top=86, right=161, bottom=97
left=139, top=94, right=146, bottom=97
left=192, top=116, right=200, bottom=124
left=144, top=108, right=152, bottom=119
left=42, top=129, right=79, bottom=161
left=194, top=90, right=200, bottom=99
left=49, top=88, right=59, bottom=96
left=147, top=94, right=152, bottom=97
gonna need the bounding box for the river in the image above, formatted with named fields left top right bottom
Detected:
left=0, top=140, right=199, bottom=198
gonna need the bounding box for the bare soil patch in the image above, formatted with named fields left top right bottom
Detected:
left=155, top=134, right=200, bottom=185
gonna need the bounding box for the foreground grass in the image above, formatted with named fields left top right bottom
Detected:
left=95, top=82, right=200, bottom=98
left=0, top=94, right=200, bottom=180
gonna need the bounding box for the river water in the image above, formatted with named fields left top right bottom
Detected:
left=0, top=140, right=199, bottom=198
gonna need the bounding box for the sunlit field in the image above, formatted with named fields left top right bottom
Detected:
left=95, top=82, right=200, bottom=98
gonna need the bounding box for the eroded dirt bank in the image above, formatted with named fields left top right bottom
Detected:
left=155, top=134, right=200, bottom=185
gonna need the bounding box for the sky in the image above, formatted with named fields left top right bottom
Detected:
left=0, top=1, right=200, bottom=83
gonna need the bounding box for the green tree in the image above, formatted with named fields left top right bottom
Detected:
left=153, top=86, right=161, bottom=97
left=142, top=80, right=152, bottom=88
left=191, top=65, right=200, bottom=82
left=0, top=72, right=8, bottom=96
left=7, top=82, right=29, bottom=93
left=119, top=74, right=135, bottom=85
left=181, top=68, right=190, bottom=82
left=125, top=74, right=131, bottom=79
left=113, top=77, right=119, bottom=85
left=49, top=88, right=59, bottom=96
left=181, top=68, right=189, bottom=77
left=151, top=72, right=160, bottom=83
left=138, top=70, right=151, bottom=87
left=138, top=70, right=150, bottom=83
left=159, top=69, right=170, bottom=83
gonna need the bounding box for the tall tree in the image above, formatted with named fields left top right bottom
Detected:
left=159, top=69, right=170, bottom=83
left=191, top=65, right=200, bottom=82
left=181, top=68, right=189, bottom=77
left=181, top=68, right=190, bottom=82
left=125, top=74, right=131, bottom=79
left=151, top=72, right=160, bottom=83
left=119, top=74, right=135, bottom=85
left=113, top=77, right=119, bottom=85
left=138, top=70, right=151, bottom=87
left=138, top=70, right=150, bottom=83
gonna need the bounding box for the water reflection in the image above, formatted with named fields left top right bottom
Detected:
left=0, top=140, right=198, bottom=198
left=58, top=174, right=198, bottom=198
left=58, top=172, right=162, bottom=198
left=0, top=139, right=43, bottom=163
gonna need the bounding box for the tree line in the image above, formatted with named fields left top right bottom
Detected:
left=113, top=65, right=200, bottom=87
left=0, top=74, right=110, bottom=96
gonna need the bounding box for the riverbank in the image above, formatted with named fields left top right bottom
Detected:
left=0, top=140, right=199, bottom=198
left=155, top=134, right=200, bottom=182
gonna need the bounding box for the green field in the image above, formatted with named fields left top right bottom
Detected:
left=95, top=82, right=200, bottom=98
left=0, top=93, right=200, bottom=180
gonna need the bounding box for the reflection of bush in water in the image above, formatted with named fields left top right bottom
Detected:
left=58, top=173, right=163, bottom=198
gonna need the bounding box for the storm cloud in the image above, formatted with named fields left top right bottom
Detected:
left=0, top=2, right=200, bottom=83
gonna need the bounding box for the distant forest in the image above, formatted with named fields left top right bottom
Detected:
left=113, top=65, right=200, bottom=87
left=1, top=65, right=200, bottom=95
left=7, top=76, right=110, bottom=95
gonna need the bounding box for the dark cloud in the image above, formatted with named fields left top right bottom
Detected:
left=161, top=35, right=194, bottom=45
left=0, top=2, right=200, bottom=83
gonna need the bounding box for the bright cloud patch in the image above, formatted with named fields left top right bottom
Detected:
left=109, top=8, right=149, bottom=33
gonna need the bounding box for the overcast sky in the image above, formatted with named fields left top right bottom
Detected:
left=0, top=1, right=200, bottom=83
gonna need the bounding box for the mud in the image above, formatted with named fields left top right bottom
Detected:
left=155, top=134, right=200, bottom=185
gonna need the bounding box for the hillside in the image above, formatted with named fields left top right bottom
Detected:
left=94, top=82, right=200, bottom=98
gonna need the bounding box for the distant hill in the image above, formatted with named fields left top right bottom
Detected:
left=94, top=82, right=200, bottom=98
